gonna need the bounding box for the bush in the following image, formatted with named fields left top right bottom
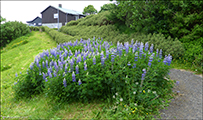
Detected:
left=0, top=21, right=30, bottom=48
left=43, top=26, right=78, bottom=44
left=13, top=38, right=175, bottom=119
left=60, top=25, right=185, bottom=59
left=29, top=26, right=40, bottom=31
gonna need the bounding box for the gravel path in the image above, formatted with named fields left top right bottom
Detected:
left=157, top=68, right=202, bottom=119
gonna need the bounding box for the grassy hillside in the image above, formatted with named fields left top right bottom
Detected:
left=1, top=31, right=110, bottom=119
left=59, top=11, right=201, bottom=75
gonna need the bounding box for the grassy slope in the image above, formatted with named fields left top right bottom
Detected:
left=1, top=31, right=106, bottom=119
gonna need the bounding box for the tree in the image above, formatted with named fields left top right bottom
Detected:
left=83, top=5, right=97, bottom=15
left=99, top=3, right=116, bottom=13
left=0, top=16, right=6, bottom=23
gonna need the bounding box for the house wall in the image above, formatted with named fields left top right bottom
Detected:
left=32, top=18, right=42, bottom=26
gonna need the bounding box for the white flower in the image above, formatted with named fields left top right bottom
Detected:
left=153, top=91, right=156, bottom=94
left=133, top=91, right=136, bottom=94
left=86, top=72, right=89, bottom=76
left=125, top=80, right=127, bottom=83
left=136, top=82, right=139, bottom=85
left=120, top=98, right=123, bottom=102
left=134, top=103, right=137, bottom=106
left=148, top=89, right=151, bottom=93
left=115, top=93, right=118, bottom=96
left=113, top=95, right=115, bottom=98
left=126, top=75, right=128, bottom=78
left=116, top=102, right=119, bottom=104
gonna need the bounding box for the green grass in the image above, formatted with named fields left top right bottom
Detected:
left=1, top=31, right=108, bottom=119
left=1, top=31, right=201, bottom=119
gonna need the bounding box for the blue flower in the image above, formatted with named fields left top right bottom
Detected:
left=144, top=42, right=149, bottom=51
left=127, top=62, right=131, bottom=66
left=93, top=56, right=96, bottom=65
left=76, top=65, right=79, bottom=74
left=53, top=71, right=57, bottom=77
left=141, top=69, right=147, bottom=80
left=15, top=73, right=18, bottom=77
left=133, top=64, right=136, bottom=68
left=45, top=78, right=48, bottom=82
left=135, top=52, right=138, bottom=61
left=72, top=71, right=76, bottom=82
left=63, top=78, right=67, bottom=87
left=159, top=49, right=162, bottom=59
left=150, top=44, right=153, bottom=53
left=84, top=62, right=87, bottom=71
left=78, top=79, right=82, bottom=85
left=111, top=54, right=115, bottom=63
left=43, top=72, right=46, bottom=80
left=101, top=57, right=105, bottom=66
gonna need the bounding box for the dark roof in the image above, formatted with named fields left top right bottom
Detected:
left=40, top=5, right=86, bottom=16
left=27, top=16, right=42, bottom=23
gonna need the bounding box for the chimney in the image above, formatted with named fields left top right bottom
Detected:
left=59, top=4, right=62, bottom=8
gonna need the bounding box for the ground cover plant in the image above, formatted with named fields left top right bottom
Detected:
left=13, top=36, right=176, bottom=119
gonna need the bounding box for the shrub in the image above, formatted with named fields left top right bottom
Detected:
left=60, top=25, right=185, bottom=59
left=13, top=38, right=175, bottom=119
left=29, top=26, right=40, bottom=31
left=0, top=21, right=30, bottom=48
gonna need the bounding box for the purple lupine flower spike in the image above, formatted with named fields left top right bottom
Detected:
left=150, top=44, right=153, bottom=53
left=72, top=71, right=76, bottom=82
left=93, top=56, right=96, bottom=65
left=133, top=64, right=136, bottom=68
left=76, top=65, right=79, bottom=74
left=78, top=79, right=82, bottom=85
left=63, top=78, right=67, bottom=87
left=15, top=73, right=18, bottom=77
left=45, top=78, right=48, bottom=82
left=127, top=62, right=131, bottom=66
left=84, top=62, right=87, bottom=71
left=135, top=52, right=138, bottom=61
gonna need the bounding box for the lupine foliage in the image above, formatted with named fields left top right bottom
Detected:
left=13, top=37, right=175, bottom=119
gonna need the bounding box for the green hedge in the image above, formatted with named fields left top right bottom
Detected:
left=44, top=26, right=81, bottom=43
left=60, top=25, right=185, bottom=59
left=1, top=21, right=30, bottom=48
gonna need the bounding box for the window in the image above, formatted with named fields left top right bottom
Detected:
left=38, top=23, right=42, bottom=25
left=75, top=16, right=79, bottom=20
left=34, top=23, right=36, bottom=25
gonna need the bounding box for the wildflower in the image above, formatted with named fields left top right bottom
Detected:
left=177, top=91, right=180, bottom=93
left=125, top=81, right=127, bottom=83
left=143, top=90, right=146, bottom=93
left=132, top=110, right=135, bottom=114
left=159, top=49, right=162, bottom=59
left=150, top=44, right=154, bottom=53
left=133, top=91, right=136, bottom=94
left=113, top=95, right=115, bottom=98
left=133, top=64, right=136, bottom=68
left=134, top=103, right=137, bottom=106
left=115, top=93, right=118, bottom=96
left=127, top=62, right=131, bottom=66
left=144, top=42, right=149, bottom=51
left=63, top=78, right=67, bottom=87
left=76, top=65, right=79, bottom=74
left=124, top=105, right=126, bottom=107
left=93, top=56, right=96, bottom=65
left=116, top=102, right=119, bottom=104
left=120, top=98, right=123, bottom=102
left=111, top=54, right=115, bottom=63
left=78, top=79, right=82, bottom=85
left=101, top=57, right=105, bottom=66
left=20, top=72, right=22, bottom=74
left=135, top=52, right=138, bottom=61
left=129, top=113, right=131, bottom=115
left=153, top=91, right=156, bottom=94
left=72, top=72, right=76, bottom=82
left=86, top=72, right=89, bottom=76
left=148, top=89, right=151, bottom=93
left=15, top=73, right=18, bottom=77
left=45, top=78, right=48, bottom=82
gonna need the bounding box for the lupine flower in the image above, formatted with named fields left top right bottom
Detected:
left=76, top=65, right=79, bottom=74
left=111, top=54, right=115, bottom=63
left=127, top=62, right=131, bottom=66
left=101, top=57, right=105, bottom=66
left=135, top=52, right=138, bottom=61
left=150, top=44, right=154, bottom=53
left=43, top=72, right=46, bottom=80
left=39, top=72, right=42, bottom=75
left=14, top=79, right=19, bottom=85
left=63, top=78, right=67, bottom=87
left=141, top=69, right=146, bottom=80
left=133, top=64, right=136, bottom=68
left=15, top=73, right=18, bottom=77
left=45, top=78, right=48, bottom=82
left=78, top=79, right=82, bottom=85
left=159, top=49, right=162, bottom=59
left=30, top=62, right=34, bottom=70
left=166, top=54, right=172, bottom=66
left=145, top=42, right=149, bottom=51
left=53, top=71, right=57, bottom=77
left=93, top=56, right=96, bottom=65
left=72, top=72, right=76, bottom=82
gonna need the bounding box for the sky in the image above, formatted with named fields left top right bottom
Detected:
left=1, top=1, right=115, bottom=24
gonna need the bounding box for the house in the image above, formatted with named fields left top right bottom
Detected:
left=40, top=4, right=86, bottom=28
left=26, top=16, right=42, bottom=26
